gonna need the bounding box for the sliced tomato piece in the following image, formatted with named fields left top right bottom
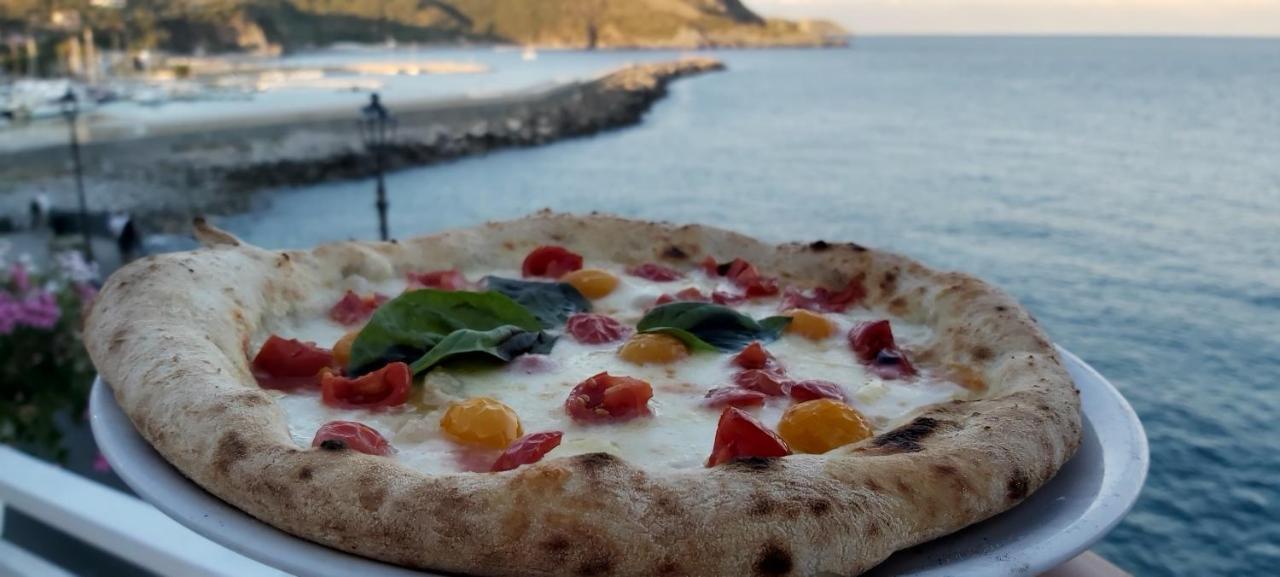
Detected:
left=871, top=348, right=917, bottom=380
left=733, top=341, right=774, bottom=370
left=566, top=313, right=631, bottom=345
left=521, top=246, right=584, bottom=278
left=628, top=263, right=683, bottom=282
left=782, top=278, right=866, bottom=313
left=848, top=320, right=916, bottom=379
left=848, top=320, right=898, bottom=363
left=703, top=387, right=768, bottom=409
left=789, top=379, right=848, bottom=402
left=490, top=431, right=564, bottom=472
left=653, top=286, right=709, bottom=306
left=565, top=372, right=653, bottom=423
left=311, top=421, right=392, bottom=456
left=329, top=290, right=389, bottom=326
left=706, top=407, right=791, bottom=467
left=711, top=290, right=747, bottom=305
left=320, top=362, right=411, bottom=409
left=702, top=257, right=779, bottom=298
left=408, top=269, right=469, bottom=291
left=734, top=368, right=791, bottom=396
left=251, top=335, right=335, bottom=390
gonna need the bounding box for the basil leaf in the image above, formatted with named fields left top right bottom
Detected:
left=409, top=325, right=557, bottom=374
left=636, top=302, right=792, bottom=352
left=349, top=289, right=540, bottom=372
left=483, top=276, right=591, bottom=328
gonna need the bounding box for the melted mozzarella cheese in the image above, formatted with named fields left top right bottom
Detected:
left=263, top=265, right=964, bottom=474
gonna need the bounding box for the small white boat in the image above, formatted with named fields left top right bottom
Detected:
left=522, top=46, right=538, bottom=61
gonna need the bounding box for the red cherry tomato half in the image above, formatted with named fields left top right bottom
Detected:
left=329, top=290, right=389, bottom=326
left=654, top=287, right=709, bottom=306
left=703, top=387, right=768, bottom=409
left=311, top=421, right=392, bottom=456
left=566, top=313, right=631, bottom=345
left=702, top=257, right=780, bottom=298
left=782, top=278, right=866, bottom=313
left=490, top=431, right=564, bottom=472
left=565, top=372, right=653, bottom=423
left=711, top=290, right=747, bottom=305
left=628, top=263, right=683, bottom=282
left=733, top=341, right=774, bottom=370
left=848, top=320, right=898, bottom=363
left=870, top=348, right=917, bottom=380
left=321, top=362, right=411, bottom=409
left=733, top=368, right=790, bottom=396
left=252, top=335, right=335, bottom=390
left=789, top=380, right=848, bottom=402
left=408, top=269, right=469, bottom=291
left=521, top=246, right=584, bottom=279
left=705, top=407, right=791, bottom=467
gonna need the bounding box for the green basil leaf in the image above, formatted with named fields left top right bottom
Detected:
left=349, top=289, right=540, bottom=373
left=409, top=325, right=557, bottom=374
left=483, top=276, right=591, bottom=328
left=636, top=302, right=792, bottom=352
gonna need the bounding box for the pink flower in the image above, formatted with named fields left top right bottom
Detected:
left=0, top=290, right=62, bottom=334
left=10, top=262, right=30, bottom=293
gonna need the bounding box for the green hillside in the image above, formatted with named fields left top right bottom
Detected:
left=1, top=0, right=847, bottom=53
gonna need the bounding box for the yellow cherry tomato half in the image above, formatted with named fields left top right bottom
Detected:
left=618, top=333, right=689, bottom=365
left=440, top=397, right=523, bottom=449
left=332, top=328, right=360, bottom=368
left=777, top=399, right=873, bottom=454
left=783, top=309, right=837, bottom=341
left=561, top=268, right=620, bottom=299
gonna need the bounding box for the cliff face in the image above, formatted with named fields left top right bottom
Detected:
left=120, top=0, right=847, bottom=53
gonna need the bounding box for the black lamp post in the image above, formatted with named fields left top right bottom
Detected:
left=59, top=88, right=94, bottom=263
left=358, top=93, right=395, bottom=242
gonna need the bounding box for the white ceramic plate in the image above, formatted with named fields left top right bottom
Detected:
left=90, top=346, right=1147, bottom=577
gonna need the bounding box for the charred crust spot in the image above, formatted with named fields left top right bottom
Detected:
left=879, top=270, right=898, bottom=293
left=550, top=233, right=566, bottom=242
left=972, top=346, right=994, bottom=361
left=319, top=439, right=346, bottom=451
left=750, top=495, right=776, bottom=516
left=755, top=542, right=793, bottom=576
left=297, top=467, right=313, bottom=481
left=865, top=478, right=883, bottom=492
left=870, top=417, right=939, bottom=453
left=573, top=452, right=620, bottom=474
left=807, top=499, right=832, bottom=517
left=502, top=240, right=516, bottom=250
left=847, top=242, right=868, bottom=252
left=359, top=486, right=387, bottom=511
left=809, top=240, right=831, bottom=251
left=662, top=245, right=689, bottom=260
left=1007, top=473, right=1030, bottom=501
left=576, top=559, right=612, bottom=576
left=655, top=560, right=683, bottom=576
left=931, top=463, right=960, bottom=477
left=541, top=536, right=571, bottom=553
left=213, top=431, right=248, bottom=474
left=995, top=305, right=1008, bottom=312
left=865, top=521, right=882, bottom=537
left=894, top=478, right=914, bottom=495
left=726, top=456, right=779, bottom=471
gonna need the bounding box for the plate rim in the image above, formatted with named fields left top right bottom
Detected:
left=90, top=345, right=1148, bottom=577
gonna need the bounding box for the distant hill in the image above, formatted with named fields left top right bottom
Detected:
left=2, top=0, right=847, bottom=53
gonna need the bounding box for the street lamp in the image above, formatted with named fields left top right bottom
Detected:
left=358, top=93, right=396, bottom=242
left=59, top=88, right=93, bottom=264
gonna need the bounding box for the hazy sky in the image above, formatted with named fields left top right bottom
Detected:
left=750, top=0, right=1280, bottom=36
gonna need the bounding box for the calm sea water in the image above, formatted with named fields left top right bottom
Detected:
left=220, top=38, right=1280, bottom=576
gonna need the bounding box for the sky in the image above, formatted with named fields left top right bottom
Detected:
left=749, top=0, right=1280, bottom=36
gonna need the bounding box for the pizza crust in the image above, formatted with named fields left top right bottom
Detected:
left=85, top=212, right=1081, bottom=577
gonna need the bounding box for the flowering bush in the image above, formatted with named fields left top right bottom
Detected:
left=0, top=249, right=98, bottom=460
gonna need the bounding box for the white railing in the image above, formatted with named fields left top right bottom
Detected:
left=0, top=445, right=288, bottom=577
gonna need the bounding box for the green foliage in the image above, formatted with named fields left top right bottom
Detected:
left=636, top=301, right=790, bottom=352
left=409, top=325, right=555, bottom=373
left=482, top=276, right=591, bottom=329
left=0, top=253, right=98, bottom=462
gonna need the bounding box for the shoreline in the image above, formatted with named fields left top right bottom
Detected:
left=0, top=58, right=724, bottom=234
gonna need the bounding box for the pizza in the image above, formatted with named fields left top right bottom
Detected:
left=84, top=212, right=1081, bottom=577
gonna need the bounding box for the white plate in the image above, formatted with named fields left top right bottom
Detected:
left=90, top=346, right=1147, bottom=577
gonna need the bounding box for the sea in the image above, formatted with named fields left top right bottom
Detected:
left=214, top=37, right=1280, bottom=577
